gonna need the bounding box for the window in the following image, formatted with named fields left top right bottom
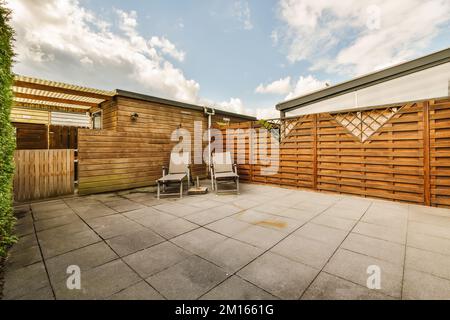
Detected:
left=92, top=111, right=102, bottom=129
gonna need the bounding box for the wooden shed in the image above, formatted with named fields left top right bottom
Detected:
left=77, top=89, right=256, bottom=195
left=10, top=75, right=255, bottom=198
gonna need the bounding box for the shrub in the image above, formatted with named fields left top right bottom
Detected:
left=0, top=2, right=16, bottom=257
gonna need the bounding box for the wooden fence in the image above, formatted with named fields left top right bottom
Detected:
left=220, top=98, right=450, bottom=207
left=13, top=149, right=75, bottom=202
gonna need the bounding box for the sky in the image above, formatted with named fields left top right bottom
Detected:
left=7, top=0, right=450, bottom=118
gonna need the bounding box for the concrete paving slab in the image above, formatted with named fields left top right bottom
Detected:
left=302, top=272, right=392, bottom=300
left=153, top=203, right=203, bottom=217
left=237, top=252, right=319, bottom=299
left=198, top=238, right=263, bottom=273
left=185, top=205, right=241, bottom=225
left=87, top=214, right=144, bottom=239
left=271, top=235, right=337, bottom=269
left=201, top=276, right=278, bottom=300
left=38, top=229, right=102, bottom=258
left=5, top=244, right=42, bottom=271
left=34, top=213, right=81, bottom=232
left=341, top=233, right=405, bottom=266
left=324, top=249, right=403, bottom=298
left=46, top=241, right=118, bottom=282
left=72, top=203, right=117, bottom=220
left=293, top=223, right=348, bottom=247
left=102, top=199, right=146, bottom=213
left=149, top=218, right=198, bottom=239
left=408, top=221, right=450, bottom=240
left=109, top=281, right=165, bottom=300
left=231, top=224, right=286, bottom=250
left=147, top=256, right=229, bottom=300
left=123, top=241, right=191, bottom=278
left=16, top=285, right=54, bottom=300
left=106, top=229, right=165, bottom=256
left=172, top=228, right=227, bottom=255
left=311, top=214, right=357, bottom=231
left=405, top=247, right=450, bottom=280
left=3, top=262, right=50, bottom=299
left=407, top=232, right=450, bottom=256
left=402, top=268, right=450, bottom=300
left=205, top=217, right=252, bottom=237
left=53, top=259, right=141, bottom=299
left=353, top=221, right=406, bottom=244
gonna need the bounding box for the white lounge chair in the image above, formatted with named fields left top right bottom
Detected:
left=211, top=152, right=239, bottom=194
left=157, top=152, right=190, bottom=199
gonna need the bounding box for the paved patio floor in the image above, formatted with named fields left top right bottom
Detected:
left=3, top=183, right=450, bottom=300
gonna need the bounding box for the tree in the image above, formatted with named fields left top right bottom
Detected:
left=0, top=1, right=16, bottom=256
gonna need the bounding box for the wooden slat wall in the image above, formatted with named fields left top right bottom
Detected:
left=430, top=98, right=450, bottom=207
left=10, top=107, right=49, bottom=125
left=113, top=97, right=252, bottom=178
left=220, top=99, right=450, bottom=207
left=77, top=129, right=167, bottom=195
left=13, top=122, right=48, bottom=150
left=101, top=99, right=118, bottom=130
left=13, top=149, right=74, bottom=202
left=78, top=97, right=253, bottom=195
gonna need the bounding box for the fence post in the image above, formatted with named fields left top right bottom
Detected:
left=249, top=121, right=254, bottom=182
left=312, top=114, right=318, bottom=190
left=423, top=101, right=431, bottom=206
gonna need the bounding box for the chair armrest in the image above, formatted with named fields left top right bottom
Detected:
left=233, top=163, right=238, bottom=174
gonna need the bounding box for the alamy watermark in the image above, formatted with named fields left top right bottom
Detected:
left=66, top=265, right=81, bottom=290
left=170, top=121, right=280, bottom=175
left=366, top=265, right=381, bottom=290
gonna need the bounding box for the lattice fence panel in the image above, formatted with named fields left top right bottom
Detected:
left=334, top=107, right=399, bottom=142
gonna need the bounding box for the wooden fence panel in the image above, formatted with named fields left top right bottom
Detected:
left=430, top=98, right=450, bottom=207
left=219, top=98, right=450, bottom=207
left=13, top=149, right=74, bottom=202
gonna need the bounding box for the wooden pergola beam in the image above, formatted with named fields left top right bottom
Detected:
left=13, top=80, right=114, bottom=100
left=13, top=101, right=89, bottom=113
left=13, top=92, right=99, bottom=108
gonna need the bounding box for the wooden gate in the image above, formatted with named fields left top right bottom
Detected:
left=13, top=149, right=75, bottom=202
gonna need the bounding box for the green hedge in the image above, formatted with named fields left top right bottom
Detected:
left=0, top=2, right=16, bottom=257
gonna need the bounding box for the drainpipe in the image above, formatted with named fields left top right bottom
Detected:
left=204, top=107, right=215, bottom=189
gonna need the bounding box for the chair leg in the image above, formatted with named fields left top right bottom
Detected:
left=236, top=177, right=239, bottom=194
left=214, top=179, right=218, bottom=194
left=180, top=180, right=183, bottom=199
left=157, top=181, right=160, bottom=200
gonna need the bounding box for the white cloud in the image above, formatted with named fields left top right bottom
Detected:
left=232, top=0, right=253, bottom=30
left=255, top=107, right=279, bottom=119
left=284, top=75, right=329, bottom=101
left=276, top=0, right=450, bottom=76
left=216, top=97, right=247, bottom=115
left=149, top=36, right=185, bottom=62
left=255, top=77, right=291, bottom=95
left=8, top=0, right=198, bottom=103
left=255, top=75, right=329, bottom=101
left=80, top=56, right=93, bottom=65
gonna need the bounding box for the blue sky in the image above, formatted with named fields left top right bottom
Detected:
left=8, top=0, right=450, bottom=118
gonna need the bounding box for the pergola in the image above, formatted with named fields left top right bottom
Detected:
left=12, top=75, right=116, bottom=113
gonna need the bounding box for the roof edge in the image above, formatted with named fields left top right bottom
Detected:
left=276, top=47, right=450, bottom=112
left=115, top=89, right=257, bottom=120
